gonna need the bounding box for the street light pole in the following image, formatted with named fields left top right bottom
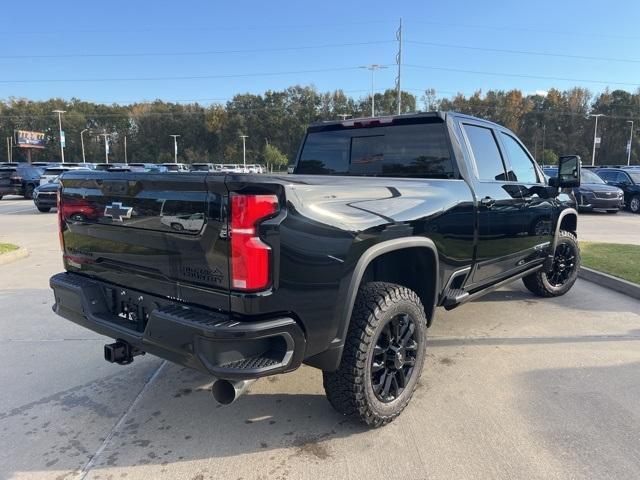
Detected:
left=170, top=135, right=180, bottom=163
left=239, top=135, right=248, bottom=170
left=52, top=110, right=66, bottom=163
left=124, top=135, right=128, bottom=164
left=626, top=120, right=634, bottom=166
left=99, top=133, right=110, bottom=163
left=80, top=129, right=88, bottom=163
left=360, top=64, right=388, bottom=117
left=590, top=114, right=605, bottom=166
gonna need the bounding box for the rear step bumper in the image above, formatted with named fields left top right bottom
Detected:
left=50, top=272, right=306, bottom=379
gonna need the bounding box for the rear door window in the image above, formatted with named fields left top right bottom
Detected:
left=463, top=124, right=507, bottom=181
left=297, top=121, right=455, bottom=178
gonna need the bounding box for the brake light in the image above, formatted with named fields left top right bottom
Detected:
left=230, top=193, right=278, bottom=291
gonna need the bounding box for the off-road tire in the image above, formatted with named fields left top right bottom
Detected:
left=523, top=230, right=580, bottom=297
left=323, top=282, right=427, bottom=428
left=23, top=184, right=35, bottom=200
left=37, top=206, right=51, bottom=213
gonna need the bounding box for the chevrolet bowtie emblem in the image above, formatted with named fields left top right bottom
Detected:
left=104, top=202, right=133, bottom=222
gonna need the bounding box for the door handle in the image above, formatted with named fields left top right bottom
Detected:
left=480, top=196, right=496, bottom=208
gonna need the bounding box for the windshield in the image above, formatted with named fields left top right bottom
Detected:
left=629, top=172, right=640, bottom=184
left=581, top=169, right=605, bottom=184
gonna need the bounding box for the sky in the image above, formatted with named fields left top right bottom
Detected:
left=2, top=0, right=640, bottom=106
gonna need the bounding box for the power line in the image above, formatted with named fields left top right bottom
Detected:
left=0, top=19, right=395, bottom=36
left=404, top=20, right=640, bottom=41
left=403, top=64, right=640, bottom=87
left=406, top=40, right=640, bottom=64
left=0, top=65, right=392, bottom=84
left=0, top=40, right=395, bottom=60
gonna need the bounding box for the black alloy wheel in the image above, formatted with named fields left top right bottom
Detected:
left=546, top=241, right=577, bottom=287
left=371, top=313, right=418, bottom=403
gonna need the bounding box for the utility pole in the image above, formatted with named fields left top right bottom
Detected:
left=100, top=132, right=110, bottom=163
left=542, top=124, right=546, bottom=164
left=395, top=18, right=402, bottom=115
left=626, top=120, right=634, bottom=166
left=80, top=129, right=88, bottom=163
left=590, top=114, right=605, bottom=166
left=124, top=135, right=128, bottom=164
left=52, top=110, right=66, bottom=163
left=170, top=135, right=180, bottom=163
left=239, top=135, right=248, bottom=170
left=360, top=64, right=388, bottom=117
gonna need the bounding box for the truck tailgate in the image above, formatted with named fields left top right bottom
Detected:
left=59, top=171, right=230, bottom=311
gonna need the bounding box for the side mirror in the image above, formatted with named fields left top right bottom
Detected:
left=549, top=155, right=581, bottom=188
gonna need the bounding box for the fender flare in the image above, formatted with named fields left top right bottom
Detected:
left=552, top=208, right=578, bottom=253
left=307, top=237, right=440, bottom=372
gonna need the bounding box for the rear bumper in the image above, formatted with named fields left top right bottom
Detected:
left=50, top=272, right=306, bottom=379
left=0, top=186, right=21, bottom=196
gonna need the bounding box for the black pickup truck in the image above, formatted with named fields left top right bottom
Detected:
left=50, top=112, right=581, bottom=427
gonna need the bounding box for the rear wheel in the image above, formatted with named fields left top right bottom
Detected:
left=630, top=195, right=640, bottom=214
left=23, top=184, right=35, bottom=200
left=323, top=282, right=427, bottom=427
left=37, top=206, right=51, bottom=213
left=523, top=230, right=580, bottom=297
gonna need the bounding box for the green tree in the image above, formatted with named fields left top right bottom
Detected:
left=263, top=144, right=289, bottom=172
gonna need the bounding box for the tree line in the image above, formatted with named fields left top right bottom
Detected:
left=1, top=85, right=638, bottom=167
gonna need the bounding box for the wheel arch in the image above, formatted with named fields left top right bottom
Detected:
left=554, top=208, right=578, bottom=250
left=305, top=237, right=440, bottom=372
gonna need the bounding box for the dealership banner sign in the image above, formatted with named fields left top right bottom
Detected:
left=15, top=130, right=46, bottom=149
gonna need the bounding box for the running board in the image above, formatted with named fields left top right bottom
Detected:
left=442, top=265, right=543, bottom=310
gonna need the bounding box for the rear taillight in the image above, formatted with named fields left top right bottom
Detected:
left=230, top=193, right=278, bottom=291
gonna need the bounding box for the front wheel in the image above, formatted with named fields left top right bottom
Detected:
left=630, top=195, right=640, bottom=214
left=323, top=282, right=427, bottom=428
left=523, top=230, right=580, bottom=297
left=37, top=206, right=51, bottom=213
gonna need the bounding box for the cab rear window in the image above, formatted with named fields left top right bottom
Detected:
left=296, top=121, right=455, bottom=178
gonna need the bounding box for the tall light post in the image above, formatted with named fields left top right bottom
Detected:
left=99, top=132, right=110, bottom=163
left=590, top=114, right=605, bottom=166
left=626, top=120, right=634, bottom=166
left=360, top=64, right=387, bottom=117
left=170, top=135, right=180, bottom=163
left=80, top=129, right=88, bottom=163
left=124, top=135, right=128, bottom=164
left=239, top=135, right=248, bottom=170
left=52, top=110, right=66, bottom=163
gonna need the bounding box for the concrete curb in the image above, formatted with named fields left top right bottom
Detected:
left=579, top=266, right=640, bottom=301
left=0, top=246, right=28, bottom=266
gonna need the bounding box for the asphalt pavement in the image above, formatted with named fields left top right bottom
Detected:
left=579, top=210, right=640, bottom=245
left=1, top=198, right=640, bottom=480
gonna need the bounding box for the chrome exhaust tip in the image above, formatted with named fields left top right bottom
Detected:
left=211, top=378, right=256, bottom=405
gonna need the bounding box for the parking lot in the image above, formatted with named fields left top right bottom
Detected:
left=1, top=197, right=640, bottom=480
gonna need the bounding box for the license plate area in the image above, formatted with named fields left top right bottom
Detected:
left=102, top=286, right=151, bottom=333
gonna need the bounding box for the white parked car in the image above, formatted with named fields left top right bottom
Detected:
left=40, top=166, right=90, bottom=185
left=160, top=212, right=205, bottom=232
